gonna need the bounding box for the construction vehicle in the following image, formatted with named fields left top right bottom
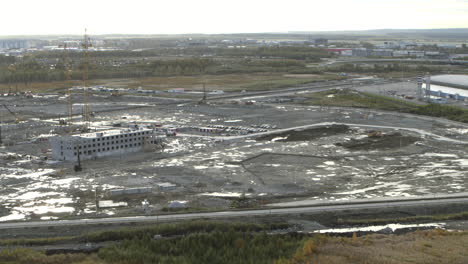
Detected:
left=368, top=130, right=383, bottom=138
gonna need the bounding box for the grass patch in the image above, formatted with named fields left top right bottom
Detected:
left=0, top=248, right=103, bottom=264
left=2, top=73, right=344, bottom=94
left=277, top=229, right=468, bottom=264
left=0, top=220, right=289, bottom=247
left=240, top=74, right=344, bottom=91
left=339, top=211, right=468, bottom=225
left=98, top=231, right=304, bottom=264
left=0, top=236, right=75, bottom=247
left=410, top=104, right=468, bottom=123
left=2, top=228, right=468, bottom=264
left=80, top=220, right=288, bottom=243
left=1, top=220, right=468, bottom=264
left=303, top=89, right=419, bottom=112
left=302, top=89, right=468, bottom=123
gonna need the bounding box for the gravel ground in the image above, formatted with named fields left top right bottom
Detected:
left=0, top=92, right=467, bottom=222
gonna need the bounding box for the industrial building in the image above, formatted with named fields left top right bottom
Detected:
left=49, top=126, right=164, bottom=161
left=419, top=75, right=468, bottom=102
left=430, top=75, right=468, bottom=90
left=314, top=38, right=328, bottom=46
left=0, top=39, right=29, bottom=50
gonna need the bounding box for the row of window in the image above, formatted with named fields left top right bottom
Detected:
left=73, top=142, right=145, bottom=156
left=74, top=138, right=145, bottom=150
left=90, top=131, right=151, bottom=142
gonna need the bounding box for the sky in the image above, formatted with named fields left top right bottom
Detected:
left=1, top=0, right=468, bottom=35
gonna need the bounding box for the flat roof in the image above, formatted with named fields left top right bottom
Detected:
left=431, top=75, right=468, bottom=89
left=73, top=127, right=153, bottom=139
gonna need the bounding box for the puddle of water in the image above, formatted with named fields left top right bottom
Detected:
left=200, top=192, right=244, bottom=198
left=0, top=212, right=26, bottom=222
left=335, top=182, right=406, bottom=195
left=2, top=169, right=55, bottom=179
left=315, top=223, right=445, bottom=233
left=13, top=191, right=62, bottom=200
left=421, top=153, right=458, bottom=158
left=454, top=159, right=468, bottom=166
left=14, top=205, right=75, bottom=215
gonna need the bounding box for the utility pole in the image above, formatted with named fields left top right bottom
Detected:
left=94, top=171, right=100, bottom=214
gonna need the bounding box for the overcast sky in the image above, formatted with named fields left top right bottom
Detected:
left=1, top=0, right=468, bottom=35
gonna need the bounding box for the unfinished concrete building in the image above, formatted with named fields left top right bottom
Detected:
left=49, top=126, right=164, bottom=161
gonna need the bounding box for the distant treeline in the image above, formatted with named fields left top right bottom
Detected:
left=32, top=46, right=331, bottom=60
left=327, top=63, right=434, bottom=74
left=0, top=46, right=329, bottom=84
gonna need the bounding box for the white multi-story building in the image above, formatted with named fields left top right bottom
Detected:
left=49, top=126, right=164, bottom=161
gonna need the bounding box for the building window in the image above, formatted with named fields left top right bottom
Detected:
left=92, top=139, right=95, bottom=142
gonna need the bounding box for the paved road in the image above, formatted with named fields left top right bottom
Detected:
left=203, top=79, right=389, bottom=102
left=179, top=120, right=468, bottom=144
left=324, top=58, right=468, bottom=66
left=0, top=196, right=467, bottom=230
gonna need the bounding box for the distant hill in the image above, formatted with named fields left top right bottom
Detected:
left=289, top=28, right=468, bottom=39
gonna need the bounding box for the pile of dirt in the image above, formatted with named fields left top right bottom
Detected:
left=336, top=132, right=419, bottom=150
left=257, top=124, right=350, bottom=142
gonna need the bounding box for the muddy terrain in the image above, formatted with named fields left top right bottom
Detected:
left=0, top=88, right=467, bottom=222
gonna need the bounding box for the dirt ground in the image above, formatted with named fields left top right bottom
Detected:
left=0, top=80, right=467, bottom=222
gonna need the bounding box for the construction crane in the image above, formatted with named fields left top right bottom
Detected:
left=81, top=29, right=92, bottom=130
left=64, top=42, right=73, bottom=134
left=3, top=104, right=24, bottom=123
left=198, top=83, right=207, bottom=104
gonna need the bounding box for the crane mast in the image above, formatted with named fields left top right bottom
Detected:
left=63, top=43, right=73, bottom=134
left=82, top=29, right=91, bottom=130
